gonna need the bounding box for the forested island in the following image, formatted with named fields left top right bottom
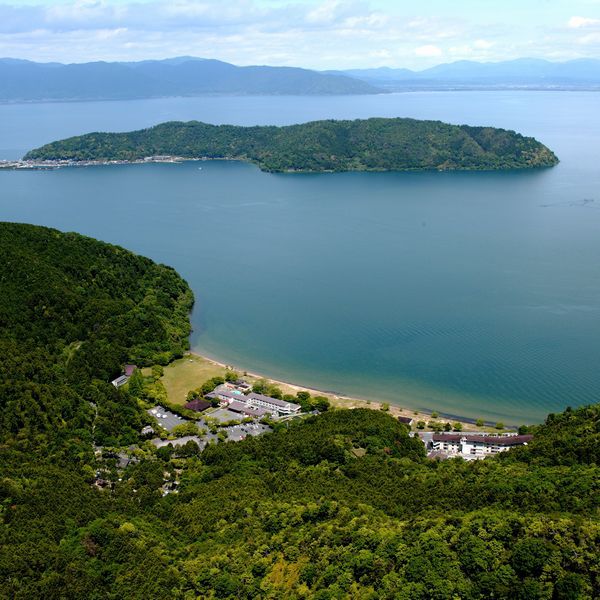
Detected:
left=1, top=222, right=598, bottom=598
left=23, top=117, right=559, bottom=172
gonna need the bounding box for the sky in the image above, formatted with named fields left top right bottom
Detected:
left=0, top=0, right=599, bottom=69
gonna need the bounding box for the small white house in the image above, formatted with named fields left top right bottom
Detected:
left=111, top=375, right=129, bottom=388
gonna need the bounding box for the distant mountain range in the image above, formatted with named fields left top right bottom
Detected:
left=328, top=58, right=600, bottom=90
left=2, top=57, right=599, bottom=102
left=0, top=57, right=377, bottom=102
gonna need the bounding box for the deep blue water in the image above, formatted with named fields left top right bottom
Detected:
left=1, top=92, right=599, bottom=423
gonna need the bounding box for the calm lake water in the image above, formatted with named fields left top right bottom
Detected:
left=1, top=92, right=599, bottom=423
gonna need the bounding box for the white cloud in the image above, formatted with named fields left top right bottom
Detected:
left=0, top=1, right=598, bottom=69
left=568, top=16, right=600, bottom=28
left=414, top=44, right=443, bottom=57
left=473, top=39, right=494, bottom=49
left=577, top=32, right=600, bottom=44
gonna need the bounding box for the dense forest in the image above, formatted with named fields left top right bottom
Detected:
left=24, top=118, right=559, bottom=172
left=1, top=223, right=598, bottom=599
left=0, top=222, right=193, bottom=446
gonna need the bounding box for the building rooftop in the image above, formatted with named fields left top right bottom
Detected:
left=124, top=364, right=137, bottom=377
left=247, top=392, right=300, bottom=410
left=433, top=434, right=534, bottom=445
left=184, top=399, right=212, bottom=412
left=111, top=375, right=129, bottom=387
left=228, top=400, right=269, bottom=417
left=217, top=389, right=246, bottom=401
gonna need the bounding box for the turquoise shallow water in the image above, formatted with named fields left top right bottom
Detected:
left=1, top=92, right=599, bottom=423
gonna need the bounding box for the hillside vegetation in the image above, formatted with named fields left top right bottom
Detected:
left=1, top=223, right=598, bottom=599
left=0, top=222, right=193, bottom=446
left=24, top=118, right=559, bottom=172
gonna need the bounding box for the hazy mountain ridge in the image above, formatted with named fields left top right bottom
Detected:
left=2, top=56, right=599, bottom=101
left=328, top=58, right=600, bottom=90
left=0, top=57, right=378, bottom=102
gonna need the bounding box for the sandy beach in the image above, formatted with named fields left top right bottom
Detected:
left=181, top=351, right=506, bottom=432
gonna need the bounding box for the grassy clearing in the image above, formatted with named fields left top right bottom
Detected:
left=160, top=354, right=227, bottom=405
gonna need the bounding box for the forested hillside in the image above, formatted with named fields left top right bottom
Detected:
left=24, top=118, right=559, bottom=172
left=1, top=223, right=598, bottom=599
left=0, top=222, right=193, bottom=446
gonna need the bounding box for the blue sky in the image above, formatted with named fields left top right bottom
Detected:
left=1, top=0, right=599, bottom=68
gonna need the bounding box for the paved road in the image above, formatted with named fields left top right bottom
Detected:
left=152, top=435, right=206, bottom=449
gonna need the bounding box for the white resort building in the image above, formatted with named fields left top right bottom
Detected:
left=431, top=433, right=533, bottom=459
left=245, top=392, right=301, bottom=416
left=206, top=385, right=301, bottom=417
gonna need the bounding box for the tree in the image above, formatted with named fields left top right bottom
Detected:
left=416, top=420, right=426, bottom=429
left=453, top=422, right=463, bottom=432
left=444, top=422, right=452, bottom=432
left=127, top=369, right=145, bottom=399
left=313, top=396, right=331, bottom=412
left=171, top=422, right=199, bottom=437
left=176, top=439, right=200, bottom=457
left=201, top=376, right=225, bottom=395
left=252, top=379, right=269, bottom=394
left=511, top=538, right=555, bottom=578
left=296, top=391, right=311, bottom=402
left=380, top=402, right=390, bottom=412
left=156, top=445, right=174, bottom=461
left=476, top=419, right=485, bottom=427
left=224, top=369, right=238, bottom=382
left=495, top=422, right=505, bottom=430
left=296, top=390, right=313, bottom=412
left=554, top=573, right=586, bottom=599
left=266, top=384, right=283, bottom=399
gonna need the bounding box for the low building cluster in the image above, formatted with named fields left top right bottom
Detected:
left=205, top=381, right=301, bottom=418
left=429, top=433, right=533, bottom=459
left=111, top=364, right=137, bottom=388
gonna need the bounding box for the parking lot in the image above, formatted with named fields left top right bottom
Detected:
left=147, top=406, right=188, bottom=432
left=209, top=408, right=243, bottom=423
left=226, top=422, right=270, bottom=441
left=147, top=405, right=273, bottom=445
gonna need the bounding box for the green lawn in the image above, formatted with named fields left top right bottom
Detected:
left=160, top=354, right=226, bottom=405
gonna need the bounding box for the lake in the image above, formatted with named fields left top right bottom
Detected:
left=1, top=91, right=599, bottom=423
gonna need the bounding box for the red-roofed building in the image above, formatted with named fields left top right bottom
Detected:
left=184, top=399, right=212, bottom=413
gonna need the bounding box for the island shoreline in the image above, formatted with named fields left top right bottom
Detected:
left=0, top=155, right=559, bottom=174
